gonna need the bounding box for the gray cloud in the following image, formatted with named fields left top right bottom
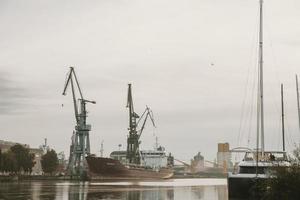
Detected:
left=0, top=71, right=33, bottom=114
left=0, top=0, right=300, bottom=161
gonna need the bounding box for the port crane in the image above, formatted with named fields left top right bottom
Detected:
left=174, top=159, right=190, bottom=167
left=126, top=84, right=155, bottom=165
left=137, top=106, right=156, bottom=139
left=62, top=67, right=96, bottom=178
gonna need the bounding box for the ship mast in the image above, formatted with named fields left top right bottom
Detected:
left=258, top=0, right=265, bottom=155
left=281, top=84, right=285, bottom=152
left=296, top=74, right=300, bottom=132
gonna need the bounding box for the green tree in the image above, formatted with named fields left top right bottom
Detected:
left=291, top=144, right=300, bottom=164
left=24, top=153, right=35, bottom=173
left=0, top=149, right=2, bottom=171
left=1, top=150, right=17, bottom=173
left=257, top=145, right=300, bottom=199
left=41, top=149, right=58, bottom=175
left=257, top=166, right=300, bottom=200
left=10, top=144, right=35, bottom=173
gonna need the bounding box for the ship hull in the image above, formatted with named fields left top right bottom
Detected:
left=86, top=156, right=173, bottom=180
left=227, top=173, right=267, bottom=199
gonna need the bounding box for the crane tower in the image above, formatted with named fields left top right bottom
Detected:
left=126, top=84, right=155, bottom=164
left=62, top=67, right=96, bottom=178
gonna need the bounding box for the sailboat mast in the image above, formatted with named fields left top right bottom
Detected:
left=281, top=84, right=285, bottom=152
left=296, top=74, right=300, bottom=131
left=259, top=0, right=265, bottom=155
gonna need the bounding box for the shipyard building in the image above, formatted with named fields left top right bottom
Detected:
left=217, top=143, right=233, bottom=171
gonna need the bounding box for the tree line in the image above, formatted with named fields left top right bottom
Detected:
left=254, top=145, right=300, bottom=199
left=0, top=144, right=59, bottom=175
left=0, top=144, right=35, bottom=174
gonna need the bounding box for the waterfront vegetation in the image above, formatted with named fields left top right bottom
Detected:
left=0, top=145, right=59, bottom=176
left=41, top=149, right=58, bottom=175
left=256, top=145, right=300, bottom=200
left=0, top=144, right=35, bottom=174
left=258, top=166, right=300, bottom=200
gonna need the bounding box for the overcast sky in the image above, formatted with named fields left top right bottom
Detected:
left=1, top=0, right=300, bottom=162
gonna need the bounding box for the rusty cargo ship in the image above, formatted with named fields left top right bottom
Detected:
left=86, top=84, right=174, bottom=180
left=86, top=150, right=173, bottom=180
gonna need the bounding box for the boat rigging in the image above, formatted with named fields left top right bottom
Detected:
left=228, top=1, right=290, bottom=198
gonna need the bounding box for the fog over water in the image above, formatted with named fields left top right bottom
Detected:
left=0, top=0, right=300, bottom=161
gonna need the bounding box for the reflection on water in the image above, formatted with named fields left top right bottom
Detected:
left=0, top=179, right=228, bottom=200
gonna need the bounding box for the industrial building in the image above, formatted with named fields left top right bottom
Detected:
left=217, top=143, right=232, bottom=172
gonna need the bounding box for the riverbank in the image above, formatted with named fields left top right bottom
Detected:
left=0, top=175, right=73, bottom=182
left=0, top=178, right=228, bottom=200
left=1, top=173, right=226, bottom=182
left=173, top=172, right=227, bottom=179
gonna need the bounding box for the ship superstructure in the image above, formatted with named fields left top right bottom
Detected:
left=110, top=146, right=169, bottom=169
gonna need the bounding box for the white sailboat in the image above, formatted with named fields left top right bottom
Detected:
left=227, top=0, right=290, bottom=198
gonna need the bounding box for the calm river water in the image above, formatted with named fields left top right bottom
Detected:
left=0, top=178, right=228, bottom=200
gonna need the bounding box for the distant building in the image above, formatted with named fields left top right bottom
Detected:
left=57, top=151, right=68, bottom=174
left=0, top=140, right=43, bottom=175
left=190, top=152, right=204, bottom=173
left=217, top=143, right=232, bottom=172
left=0, top=140, right=29, bottom=152
left=39, top=138, right=50, bottom=154
left=29, top=148, right=44, bottom=175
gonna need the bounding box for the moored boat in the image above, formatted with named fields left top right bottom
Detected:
left=228, top=0, right=291, bottom=198
left=228, top=151, right=290, bottom=198
left=86, top=84, right=174, bottom=180
left=86, top=156, right=173, bottom=180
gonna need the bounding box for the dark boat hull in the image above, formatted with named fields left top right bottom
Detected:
left=86, top=156, right=173, bottom=180
left=227, top=174, right=266, bottom=199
